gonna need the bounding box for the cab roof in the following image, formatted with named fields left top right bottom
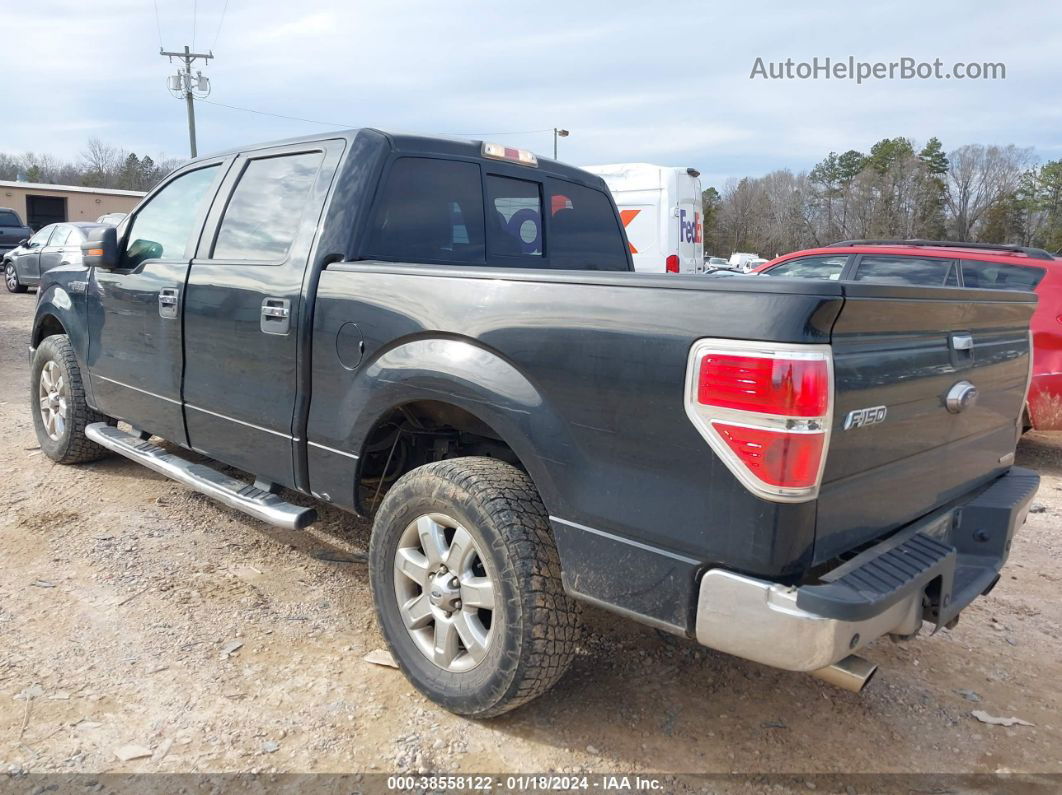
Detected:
left=195, top=128, right=605, bottom=188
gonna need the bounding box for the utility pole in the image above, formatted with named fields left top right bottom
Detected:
left=161, top=45, right=213, bottom=158
left=553, top=128, right=569, bottom=160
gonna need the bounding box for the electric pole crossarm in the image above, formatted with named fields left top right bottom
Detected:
left=160, top=48, right=214, bottom=61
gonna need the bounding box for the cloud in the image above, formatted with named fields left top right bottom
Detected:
left=3, top=0, right=1061, bottom=186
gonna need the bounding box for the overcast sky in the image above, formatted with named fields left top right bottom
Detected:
left=4, top=0, right=1061, bottom=188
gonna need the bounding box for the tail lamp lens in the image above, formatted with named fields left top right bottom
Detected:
left=685, top=341, right=833, bottom=502
left=712, top=423, right=825, bottom=489
left=698, top=354, right=829, bottom=417
left=666, top=255, right=680, bottom=273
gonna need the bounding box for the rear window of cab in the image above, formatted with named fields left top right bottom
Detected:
left=365, top=156, right=629, bottom=271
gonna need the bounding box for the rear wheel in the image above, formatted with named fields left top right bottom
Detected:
left=369, top=457, right=579, bottom=717
left=5, top=261, right=27, bottom=293
left=30, top=335, right=111, bottom=464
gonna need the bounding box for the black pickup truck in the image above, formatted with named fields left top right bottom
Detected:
left=29, top=129, right=1038, bottom=717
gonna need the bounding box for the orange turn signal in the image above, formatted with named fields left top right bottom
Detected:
left=87, top=248, right=104, bottom=257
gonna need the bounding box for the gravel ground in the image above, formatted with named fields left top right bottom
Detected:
left=1, top=288, right=1061, bottom=787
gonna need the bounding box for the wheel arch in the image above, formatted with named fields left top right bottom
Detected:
left=307, top=334, right=573, bottom=518
left=353, top=397, right=557, bottom=516
left=32, top=311, right=68, bottom=348
left=31, top=286, right=98, bottom=410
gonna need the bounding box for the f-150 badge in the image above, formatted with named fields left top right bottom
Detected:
left=843, top=405, right=887, bottom=430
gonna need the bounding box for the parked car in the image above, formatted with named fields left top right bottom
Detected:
left=30, top=130, right=1037, bottom=718
left=96, top=212, right=127, bottom=225
left=705, top=256, right=731, bottom=268
left=2, top=239, right=29, bottom=271
left=5, top=222, right=108, bottom=293
left=728, top=251, right=762, bottom=271
left=0, top=207, right=32, bottom=263
left=582, top=163, right=703, bottom=273
left=755, top=240, right=1062, bottom=430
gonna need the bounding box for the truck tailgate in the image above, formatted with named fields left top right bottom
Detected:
left=815, top=282, right=1035, bottom=564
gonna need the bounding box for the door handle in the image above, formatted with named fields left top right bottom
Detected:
left=261, top=298, right=291, bottom=335
left=158, top=288, right=179, bottom=319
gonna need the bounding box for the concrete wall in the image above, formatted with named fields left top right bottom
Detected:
left=0, top=182, right=145, bottom=230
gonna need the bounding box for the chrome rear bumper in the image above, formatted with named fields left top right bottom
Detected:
left=695, top=568, right=924, bottom=671
left=694, top=467, right=1038, bottom=673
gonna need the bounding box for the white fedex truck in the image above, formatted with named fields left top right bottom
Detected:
left=581, top=163, right=704, bottom=274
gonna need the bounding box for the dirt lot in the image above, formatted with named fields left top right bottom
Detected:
left=1, top=288, right=1061, bottom=786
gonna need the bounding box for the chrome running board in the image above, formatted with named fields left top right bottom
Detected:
left=86, top=422, right=316, bottom=530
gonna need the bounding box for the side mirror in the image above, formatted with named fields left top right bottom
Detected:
left=18, top=239, right=27, bottom=247
left=82, top=226, right=119, bottom=270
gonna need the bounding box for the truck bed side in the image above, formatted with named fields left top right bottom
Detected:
left=307, top=267, right=844, bottom=632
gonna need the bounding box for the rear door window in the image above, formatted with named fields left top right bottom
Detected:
left=486, top=175, right=542, bottom=257
left=853, top=255, right=957, bottom=286
left=366, top=158, right=485, bottom=265
left=213, top=151, right=325, bottom=261
left=47, top=225, right=72, bottom=246
left=764, top=255, right=848, bottom=280
left=545, top=179, right=628, bottom=270
left=960, top=260, right=1045, bottom=291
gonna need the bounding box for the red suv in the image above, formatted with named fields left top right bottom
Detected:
left=755, top=240, right=1062, bottom=431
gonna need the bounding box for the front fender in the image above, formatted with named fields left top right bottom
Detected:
left=33, top=279, right=95, bottom=404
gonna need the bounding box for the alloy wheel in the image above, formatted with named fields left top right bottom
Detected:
left=38, top=360, right=68, bottom=441
left=392, top=513, right=496, bottom=672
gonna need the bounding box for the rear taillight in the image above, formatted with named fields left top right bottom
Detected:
left=697, top=353, right=829, bottom=417
left=666, top=255, right=680, bottom=273
left=684, top=339, right=833, bottom=501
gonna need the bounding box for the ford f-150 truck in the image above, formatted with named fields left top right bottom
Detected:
left=29, top=129, right=1038, bottom=717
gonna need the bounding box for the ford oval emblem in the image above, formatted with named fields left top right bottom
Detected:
left=946, top=381, right=978, bottom=414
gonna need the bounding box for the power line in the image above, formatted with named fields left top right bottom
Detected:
left=192, top=98, right=554, bottom=138
left=448, top=127, right=556, bottom=137
left=195, top=98, right=355, bottom=128
left=152, top=0, right=164, bottom=48
left=212, top=0, right=230, bottom=50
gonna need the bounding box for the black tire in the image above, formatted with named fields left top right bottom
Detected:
left=5, top=261, right=27, bottom=293
left=369, top=457, right=579, bottom=718
left=30, top=334, right=111, bottom=464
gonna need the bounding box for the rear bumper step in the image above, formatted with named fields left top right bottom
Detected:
left=694, top=467, right=1038, bottom=673
left=86, top=423, right=316, bottom=530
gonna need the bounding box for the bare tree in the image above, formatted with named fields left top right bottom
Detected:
left=947, top=144, right=1034, bottom=240
left=80, top=138, right=125, bottom=187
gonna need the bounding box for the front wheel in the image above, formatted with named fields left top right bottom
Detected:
left=30, top=334, right=111, bottom=464
left=368, top=457, right=579, bottom=717
left=5, top=261, right=27, bottom=293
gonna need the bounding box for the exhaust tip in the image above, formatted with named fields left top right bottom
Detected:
left=809, top=655, right=878, bottom=693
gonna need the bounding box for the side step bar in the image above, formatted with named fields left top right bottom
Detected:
left=86, top=423, right=317, bottom=530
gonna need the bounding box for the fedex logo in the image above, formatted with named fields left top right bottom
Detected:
left=680, top=209, right=702, bottom=244
left=620, top=209, right=640, bottom=254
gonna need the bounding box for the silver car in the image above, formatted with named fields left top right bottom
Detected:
left=5, top=222, right=106, bottom=294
